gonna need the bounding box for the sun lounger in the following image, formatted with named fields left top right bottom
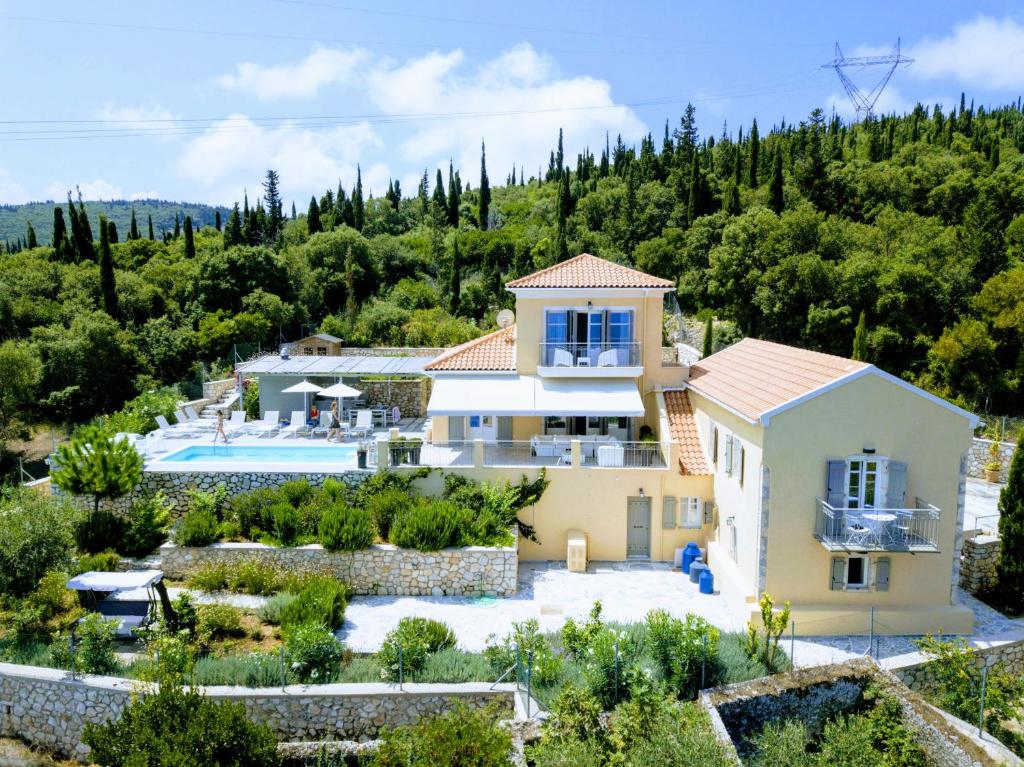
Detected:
left=250, top=410, right=281, bottom=438
left=281, top=410, right=310, bottom=438
left=155, top=414, right=196, bottom=438
left=349, top=409, right=373, bottom=440
left=310, top=410, right=334, bottom=438
left=224, top=410, right=249, bottom=435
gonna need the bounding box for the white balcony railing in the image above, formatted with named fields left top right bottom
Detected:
left=409, top=438, right=669, bottom=470
left=539, top=341, right=641, bottom=368
left=814, top=498, right=940, bottom=552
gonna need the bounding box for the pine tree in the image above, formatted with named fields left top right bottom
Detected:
left=447, top=161, right=460, bottom=227
left=307, top=196, right=322, bottom=234
left=97, top=214, right=119, bottom=320
left=183, top=216, right=195, bottom=259
left=479, top=140, right=491, bottom=231
left=128, top=207, right=140, bottom=240
left=52, top=206, right=69, bottom=259
left=147, top=214, right=155, bottom=241
left=769, top=144, right=785, bottom=214
left=748, top=119, right=760, bottom=187
left=352, top=165, right=365, bottom=232
left=702, top=315, right=713, bottom=358
left=997, top=433, right=1024, bottom=611
left=25, top=221, right=37, bottom=249
left=107, top=219, right=118, bottom=244
left=262, top=169, right=283, bottom=241
left=225, top=204, right=243, bottom=246
left=724, top=181, right=741, bottom=215
left=449, top=240, right=461, bottom=315
left=418, top=168, right=430, bottom=217
left=852, top=311, right=868, bottom=361
left=215, top=210, right=222, bottom=231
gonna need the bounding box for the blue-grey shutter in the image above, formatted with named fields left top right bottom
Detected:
left=830, top=556, right=846, bottom=591
left=662, top=496, right=677, bottom=529
left=826, top=460, right=845, bottom=508
left=886, top=462, right=908, bottom=509
left=724, top=434, right=734, bottom=475
left=449, top=416, right=466, bottom=441
left=703, top=501, right=714, bottom=525
left=875, top=557, right=890, bottom=592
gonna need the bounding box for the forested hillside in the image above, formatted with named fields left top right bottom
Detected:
left=1, top=97, right=1023, bottom=453
left=0, top=199, right=229, bottom=245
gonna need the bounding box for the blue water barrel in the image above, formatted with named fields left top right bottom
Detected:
left=689, top=561, right=707, bottom=584
left=681, top=542, right=702, bottom=574
left=699, top=568, right=715, bottom=595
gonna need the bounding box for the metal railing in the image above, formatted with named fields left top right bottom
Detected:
left=483, top=441, right=565, bottom=467
left=538, top=341, right=641, bottom=368
left=581, top=440, right=667, bottom=469
left=414, top=441, right=473, bottom=467
left=814, top=498, right=940, bottom=552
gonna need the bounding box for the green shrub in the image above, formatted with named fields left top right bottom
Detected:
left=174, top=507, right=219, bottom=547
left=187, top=563, right=229, bottom=592
left=389, top=499, right=466, bottom=551
left=258, top=591, right=298, bottom=625
left=560, top=601, right=605, bottom=662
left=369, top=702, right=513, bottom=767
left=227, top=560, right=285, bottom=595
left=73, top=509, right=127, bottom=555
left=484, top=618, right=562, bottom=687
left=0, top=489, right=77, bottom=597
left=284, top=622, right=343, bottom=683
left=228, top=487, right=280, bottom=539
left=216, top=519, right=242, bottom=540
left=197, top=603, right=244, bottom=639
left=353, top=470, right=416, bottom=509
left=26, top=570, right=80, bottom=623
left=319, top=477, right=347, bottom=499
left=169, top=592, right=198, bottom=634
left=187, top=486, right=228, bottom=520
left=191, top=652, right=283, bottom=687
left=280, top=479, right=314, bottom=508
left=279, top=576, right=348, bottom=631
left=364, top=487, right=412, bottom=541
left=416, top=648, right=494, bottom=683
left=82, top=685, right=278, bottom=767
left=101, top=386, right=182, bottom=435
left=50, top=613, right=119, bottom=675
left=378, top=617, right=457, bottom=681
left=74, top=550, right=122, bottom=574
left=319, top=502, right=375, bottom=551
left=645, top=609, right=719, bottom=699
left=119, top=493, right=170, bottom=557
left=581, top=626, right=639, bottom=709
left=269, top=501, right=301, bottom=546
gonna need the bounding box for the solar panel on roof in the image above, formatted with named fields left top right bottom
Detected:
left=238, top=354, right=429, bottom=376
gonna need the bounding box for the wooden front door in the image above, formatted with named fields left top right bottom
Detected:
left=626, top=497, right=651, bottom=558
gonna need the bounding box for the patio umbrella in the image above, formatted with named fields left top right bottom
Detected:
left=281, top=380, right=323, bottom=416
left=319, top=382, right=362, bottom=424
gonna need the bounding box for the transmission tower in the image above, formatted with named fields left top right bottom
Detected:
left=822, top=38, right=913, bottom=120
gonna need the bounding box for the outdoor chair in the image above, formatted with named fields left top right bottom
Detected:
left=154, top=414, right=195, bottom=438
left=350, top=409, right=373, bottom=440
left=184, top=405, right=201, bottom=421
left=552, top=348, right=574, bottom=367
left=845, top=515, right=873, bottom=547
left=310, top=410, right=333, bottom=439
left=281, top=410, right=310, bottom=438
left=596, top=442, right=625, bottom=467
left=224, top=410, right=249, bottom=436
left=597, top=348, right=620, bottom=367
left=94, top=599, right=152, bottom=638
left=250, top=410, right=281, bottom=438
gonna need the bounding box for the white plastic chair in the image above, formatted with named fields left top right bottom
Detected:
left=310, top=411, right=333, bottom=439
left=552, top=348, right=574, bottom=367
left=350, top=409, right=373, bottom=439
left=251, top=410, right=281, bottom=438
left=281, top=411, right=310, bottom=438
left=597, top=348, right=620, bottom=367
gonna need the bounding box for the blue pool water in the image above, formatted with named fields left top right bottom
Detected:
left=160, top=445, right=358, bottom=464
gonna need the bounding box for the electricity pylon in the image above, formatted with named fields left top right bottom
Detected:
left=822, top=39, right=914, bottom=120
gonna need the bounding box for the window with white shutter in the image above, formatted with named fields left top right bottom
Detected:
left=679, top=497, right=702, bottom=528
left=724, top=434, right=734, bottom=475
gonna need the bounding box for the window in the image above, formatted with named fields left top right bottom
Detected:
left=831, top=556, right=890, bottom=591
left=712, top=427, right=719, bottom=466
left=607, top=311, right=633, bottom=347
left=724, top=434, right=734, bottom=475
left=846, top=556, right=868, bottom=588
left=846, top=457, right=885, bottom=509
left=739, top=446, right=746, bottom=487
left=544, top=311, right=569, bottom=345
left=303, top=346, right=314, bottom=355
left=316, top=347, right=328, bottom=356
left=680, top=497, right=702, bottom=528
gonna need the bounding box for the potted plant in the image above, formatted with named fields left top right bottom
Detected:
left=389, top=437, right=408, bottom=466
left=984, top=440, right=1002, bottom=483
left=636, top=425, right=658, bottom=467
left=356, top=442, right=368, bottom=469
left=405, top=437, right=423, bottom=465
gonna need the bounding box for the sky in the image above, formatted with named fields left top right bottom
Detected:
left=1, top=0, right=1023, bottom=208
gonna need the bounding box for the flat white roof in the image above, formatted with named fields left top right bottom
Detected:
left=66, top=570, right=163, bottom=592
left=427, top=375, right=644, bottom=417
left=238, top=354, right=428, bottom=376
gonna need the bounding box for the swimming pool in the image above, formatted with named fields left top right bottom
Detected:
left=158, top=444, right=358, bottom=466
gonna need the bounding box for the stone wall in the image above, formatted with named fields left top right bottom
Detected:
left=885, top=636, right=1024, bottom=694
left=54, top=470, right=371, bottom=518
left=967, top=438, right=1015, bottom=482
left=0, top=663, right=514, bottom=760
left=161, top=534, right=518, bottom=597
left=958, top=532, right=1001, bottom=595
left=356, top=378, right=431, bottom=418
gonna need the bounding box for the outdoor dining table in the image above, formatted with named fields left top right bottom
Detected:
left=861, top=511, right=897, bottom=540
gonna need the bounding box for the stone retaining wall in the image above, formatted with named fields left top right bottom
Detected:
left=0, top=663, right=514, bottom=760
left=356, top=377, right=431, bottom=418
left=958, top=532, right=1001, bottom=595
left=885, top=636, right=1024, bottom=694
left=160, top=534, right=518, bottom=597
left=967, top=438, right=1015, bottom=482
left=54, top=470, right=371, bottom=518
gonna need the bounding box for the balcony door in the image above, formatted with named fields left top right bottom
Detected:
left=846, top=457, right=887, bottom=510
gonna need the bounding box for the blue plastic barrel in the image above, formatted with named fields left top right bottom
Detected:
left=681, top=542, right=701, bottom=574
left=689, top=561, right=707, bottom=584
left=699, top=568, right=714, bottom=594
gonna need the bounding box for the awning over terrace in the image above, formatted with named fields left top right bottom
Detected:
left=66, top=570, right=163, bottom=592
left=427, top=375, right=644, bottom=417
left=237, top=354, right=428, bottom=376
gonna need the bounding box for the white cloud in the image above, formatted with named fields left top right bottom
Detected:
left=0, top=169, right=30, bottom=204
left=176, top=115, right=383, bottom=204
left=43, top=179, right=125, bottom=201
left=910, top=16, right=1024, bottom=89
left=95, top=103, right=177, bottom=125
left=216, top=47, right=368, bottom=101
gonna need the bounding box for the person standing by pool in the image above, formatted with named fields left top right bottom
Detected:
left=327, top=400, right=342, bottom=442
left=213, top=410, right=230, bottom=444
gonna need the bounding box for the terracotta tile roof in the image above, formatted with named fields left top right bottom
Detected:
left=424, top=325, right=517, bottom=372
left=664, top=390, right=711, bottom=476
left=505, top=253, right=675, bottom=289
left=687, top=338, right=869, bottom=422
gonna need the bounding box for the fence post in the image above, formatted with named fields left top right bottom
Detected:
left=69, top=629, right=77, bottom=681
left=279, top=645, right=286, bottom=689
left=979, top=665, right=988, bottom=738
left=526, top=651, right=533, bottom=718
left=868, top=607, right=875, bottom=659
left=701, top=632, right=707, bottom=689
left=398, top=645, right=404, bottom=690
left=613, top=640, right=620, bottom=704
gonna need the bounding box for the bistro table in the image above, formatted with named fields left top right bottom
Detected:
left=861, top=512, right=897, bottom=542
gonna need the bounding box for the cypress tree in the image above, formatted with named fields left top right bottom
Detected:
left=686, top=159, right=701, bottom=225
left=748, top=118, right=760, bottom=187
left=352, top=165, right=365, bottom=232
left=852, top=311, right=868, bottom=361
left=67, top=192, right=94, bottom=261
left=173, top=213, right=180, bottom=239
left=107, top=220, right=118, bottom=244
left=97, top=214, right=119, bottom=320
left=769, top=144, right=785, bottom=214
left=724, top=181, right=741, bottom=215
left=479, top=140, right=491, bottom=231
left=555, top=128, right=564, bottom=179
left=446, top=161, right=460, bottom=227
left=52, top=206, right=69, bottom=259
left=262, top=169, right=283, bottom=241
left=183, top=216, right=195, bottom=259
left=225, top=204, right=243, bottom=246
left=76, top=191, right=92, bottom=242
left=702, top=315, right=713, bottom=358
left=418, top=169, right=429, bottom=217
left=432, top=168, right=446, bottom=213
left=449, top=240, right=461, bottom=315
left=291, top=201, right=297, bottom=220
left=307, top=196, right=322, bottom=234
left=25, top=221, right=37, bottom=249
left=147, top=215, right=155, bottom=241
left=997, top=433, right=1024, bottom=612
left=344, top=246, right=358, bottom=332
left=215, top=210, right=222, bottom=231
left=128, top=207, right=139, bottom=240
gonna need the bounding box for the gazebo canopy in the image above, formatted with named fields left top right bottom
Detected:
left=66, top=570, right=163, bottom=592
left=319, top=382, right=362, bottom=398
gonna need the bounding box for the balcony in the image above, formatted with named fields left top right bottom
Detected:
left=814, top=498, right=940, bottom=553
left=395, top=439, right=668, bottom=469
left=537, top=341, right=643, bottom=377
